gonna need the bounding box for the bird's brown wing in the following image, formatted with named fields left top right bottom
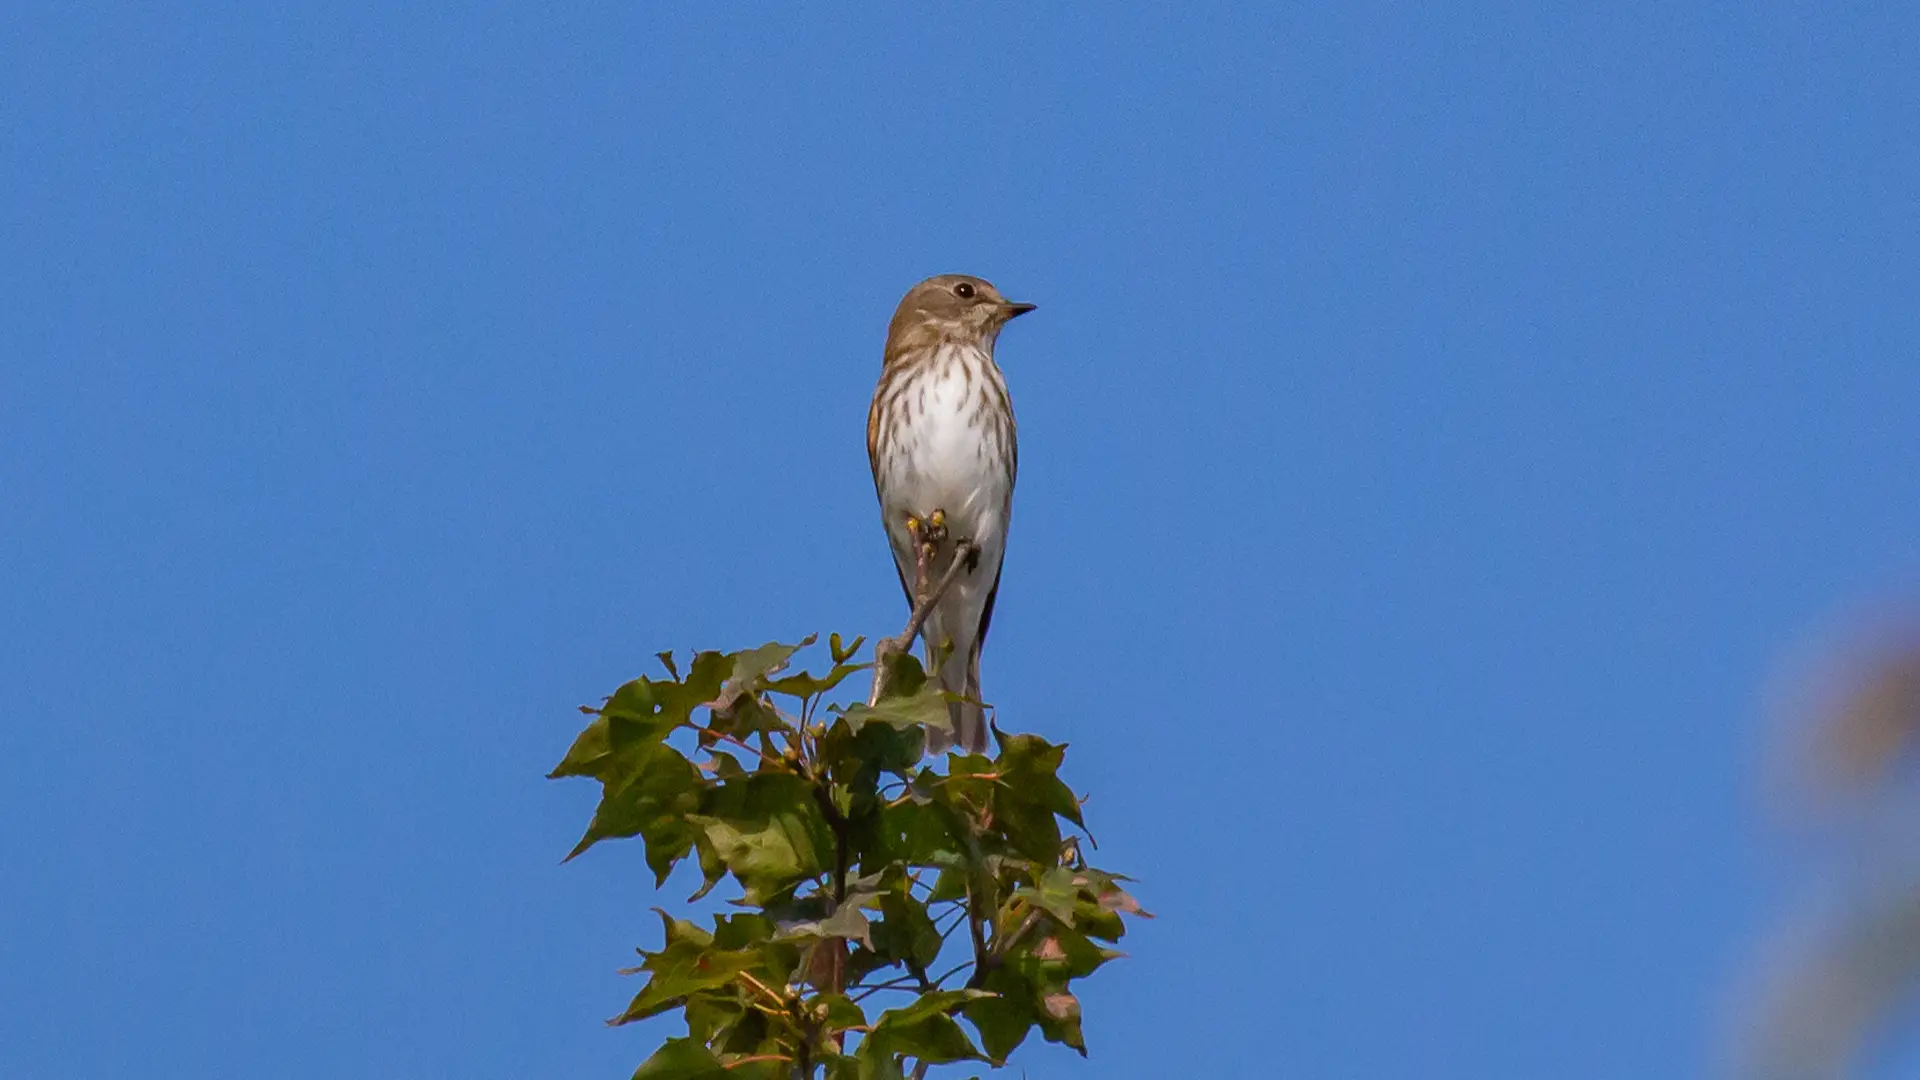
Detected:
left=865, top=389, right=884, bottom=480
left=867, top=385, right=913, bottom=607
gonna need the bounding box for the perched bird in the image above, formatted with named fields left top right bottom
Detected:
left=867, top=274, right=1034, bottom=753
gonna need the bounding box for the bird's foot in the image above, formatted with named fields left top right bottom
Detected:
left=906, top=508, right=951, bottom=549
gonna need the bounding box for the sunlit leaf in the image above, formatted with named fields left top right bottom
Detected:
left=725, top=638, right=813, bottom=693
left=836, top=683, right=952, bottom=734
left=688, top=773, right=832, bottom=904
left=777, top=896, right=875, bottom=950
left=612, top=939, right=761, bottom=1025
left=1016, top=867, right=1083, bottom=926
left=565, top=744, right=703, bottom=877
left=765, top=661, right=871, bottom=700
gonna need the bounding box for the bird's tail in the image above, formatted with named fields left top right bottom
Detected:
left=923, top=633, right=988, bottom=755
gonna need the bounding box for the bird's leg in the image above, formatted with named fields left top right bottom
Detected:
left=903, top=508, right=952, bottom=608
left=927, top=511, right=983, bottom=577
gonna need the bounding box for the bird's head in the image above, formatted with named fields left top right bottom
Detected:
left=885, top=274, right=1036, bottom=358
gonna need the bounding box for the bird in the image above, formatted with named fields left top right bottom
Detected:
left=866, top=274, right=1034, bottom=754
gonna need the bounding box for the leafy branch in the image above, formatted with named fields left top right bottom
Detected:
left=551, top=627, right=1146, bottom=1079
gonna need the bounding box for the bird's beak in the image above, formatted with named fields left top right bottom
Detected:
left=1003, top=301, right=1037, bottom=319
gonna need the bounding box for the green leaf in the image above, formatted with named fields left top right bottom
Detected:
left=991, top=733, right=1080, bottom=863
left=822, top=714, right=929, bottom=786
left=928, top=866, right=969, bottom=904
left=550, top=686, right=680, bottom=781
left=555, top=682, right=706, bottom=869
left=688, top=772, right=833, bottom=904
left=627, top=1039, right=784, bottom=1080
left=553, top=650, right=729, bottom=781
left=613, top=913, right=762, bottom=1024
left=940, top=753, right=998, bottom=812
left=872, top=887, right=943, bottom=970
left=702, top=640, right=815, bottom=742
left=777, top=896, right=874, bottom=950
left=818, top=1050, right=863, bottom=1080
left=998, top=735, right=1079, bottom=821
left=873, top=649, right=927, bottom=698
left=865, top=990, right=992, bottom=1067
left=710, top=911, right=777, bottom=950
left=687, top=811, right=823, bottom=903
left=870, top=1012, right=982, bottom=1066
left=1037, top=989, right=1084, bottom=1051
left=1012, top=867, right=1083, bottom=927
left=682, top=993, right=743, bottom=1046
left=810, top=991, right=868, bottom=1034
left=851, top=1046, right=905, bottom=1080
left=704, top=690, right=786, bottom=742
left=565, top=743, right=703, bottom=878
left=658, top=908, right=714, bottom=949
left=836, top=682, right=952, bottom=735
left=680, top=649, right=733, bottom=701
left=630, top=1037, right=727, bottom=1080
left=962, top=968, right=1037, bottom=1063
left=713, top=1003, right=776, bottom=1058
left=880, top=800, right=957, bottom=868
left=872, top=989, right=994, bottom=1029
left=1021, top=925, right=1122, bottom=983
left=1067, top=867, right=1150, bottom=941
left=830, top=633, right=865, bottom=664
left=765, top=661, right=871, bottom=700
left=726, top=638, right=813, bottom=692
left=964, top=927, right=1105, bottom=1058
left=689, top=831, right=727, bottom=902
left=818, top=900, right=873, bottom=947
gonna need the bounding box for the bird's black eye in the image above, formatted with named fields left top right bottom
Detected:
left=954, top=282, right=975, bottom=299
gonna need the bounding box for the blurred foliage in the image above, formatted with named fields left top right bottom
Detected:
left=552, top=634, right=1146, bottom=1079
left=1737, top=625, right=1920, bottom=1080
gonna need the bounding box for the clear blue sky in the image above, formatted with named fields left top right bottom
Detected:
left=4, top=4, right=1917, bottom=1077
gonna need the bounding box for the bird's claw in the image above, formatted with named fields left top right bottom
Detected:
left=905, top=509, right=951, bottom=549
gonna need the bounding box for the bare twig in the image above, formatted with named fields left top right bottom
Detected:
left=935, top=905, right=969, bottom=943
left=869, top=531, right=980, bottom=706
left=724, top=1054, right=791, bottom=1070
left=850, top=975, right=921, bottom=1002
left=929, top=960, right=973, bottom=989
left=735, top=970, right=788, bottom=1010
left=965, top=898, right=990, bottom=988
left=993, top=906, right=1045, bottom=964
left=692, top=723, right=786, bottom=769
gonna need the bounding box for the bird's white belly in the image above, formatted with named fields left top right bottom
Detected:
left=881, top=367, right=1011, bottom=550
